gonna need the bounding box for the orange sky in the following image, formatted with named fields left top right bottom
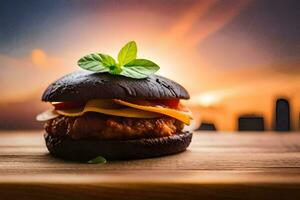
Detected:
left=0, top=0, right=299, bottom=130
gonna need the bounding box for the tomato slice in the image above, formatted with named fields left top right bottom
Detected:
left=51, top=102, right=85, bottom=110
left=151, top=99, right=180, bottom=109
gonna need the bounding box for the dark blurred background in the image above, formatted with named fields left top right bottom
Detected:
left=0, top=0, right=299, bottom=131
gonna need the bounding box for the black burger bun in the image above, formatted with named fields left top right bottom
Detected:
left=42, top=71, right=190, bottom=102
left=44, top=131, right=192, bottom=161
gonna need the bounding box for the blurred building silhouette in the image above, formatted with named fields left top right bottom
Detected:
left=196, top=122, right=217, bottom=131
left=238, top=114, right=265, bottom=131
left=274, top=98, right=291, bottom=131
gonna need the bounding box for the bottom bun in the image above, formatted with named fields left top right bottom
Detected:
left=44, top=131, right=193, bottom=161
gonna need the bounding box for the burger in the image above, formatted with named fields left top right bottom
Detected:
left=37, top=41, right=193, bottom=162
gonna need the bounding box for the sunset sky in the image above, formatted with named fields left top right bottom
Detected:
left=0, top=0, right=299, bottom=130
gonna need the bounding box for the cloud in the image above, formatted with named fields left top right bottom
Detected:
left=0, top=49, right=67, bottom=103
left=161, top=0, right=251, bottom=47
left=161, top=0, right=218, bottom=45
left=186, top=0, right=251, bottom=46
left=269, top=58, right=300, bottom=74
left=189, top=58, right=300, bottom=107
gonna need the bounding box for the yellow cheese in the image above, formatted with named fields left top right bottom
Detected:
left=113, top=99, right=192, bottom=125
left=36, top=99, right=192, bottom=124
left=56, top=99, right=161, bottom=118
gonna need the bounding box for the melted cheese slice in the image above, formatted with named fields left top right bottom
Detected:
left=113, top=99, right=192, bottom=125
left=36, top=99, right=192, bottom=124
left=56, top=99, right=161, bottom=118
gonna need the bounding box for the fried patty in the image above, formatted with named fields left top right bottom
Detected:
left=45, top=113, right=184, bottom=140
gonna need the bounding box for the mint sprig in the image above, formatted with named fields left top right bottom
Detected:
left=77, top=41, right=159, bottom=79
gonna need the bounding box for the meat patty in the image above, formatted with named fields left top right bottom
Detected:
left=45, top=113, right=184, bottom=140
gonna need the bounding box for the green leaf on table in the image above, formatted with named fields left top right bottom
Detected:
left=87, top=156, right=107, bottom=164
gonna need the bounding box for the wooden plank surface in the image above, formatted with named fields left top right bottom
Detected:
left=0, top=131, right=300, bottom=200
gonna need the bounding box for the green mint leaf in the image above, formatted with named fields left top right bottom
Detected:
left=77, top=41, right=160, bottom=79
left=108, top=65, right=122, bottom=75
left=87, top=156, right=107, bottom=164
left=121, top=59, right=160, bottom=79
left=99, top=54, right=116, bottom=67
left=118, top=41, right=137, bottom=66
left=78, top=54, right=110, bottom=72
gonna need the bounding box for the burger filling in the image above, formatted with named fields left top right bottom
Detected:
left=37, top=99, right=192, bottom=140
left=45, top=114, right=184, bottom=140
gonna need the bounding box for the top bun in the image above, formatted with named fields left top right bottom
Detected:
left=42, top=71, right=190, bottom=102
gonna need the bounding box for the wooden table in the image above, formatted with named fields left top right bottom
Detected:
left=1, top=131, right=300, bottom=200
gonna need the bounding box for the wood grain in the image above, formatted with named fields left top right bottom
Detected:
left=0, top=131, right=300, bottom=200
